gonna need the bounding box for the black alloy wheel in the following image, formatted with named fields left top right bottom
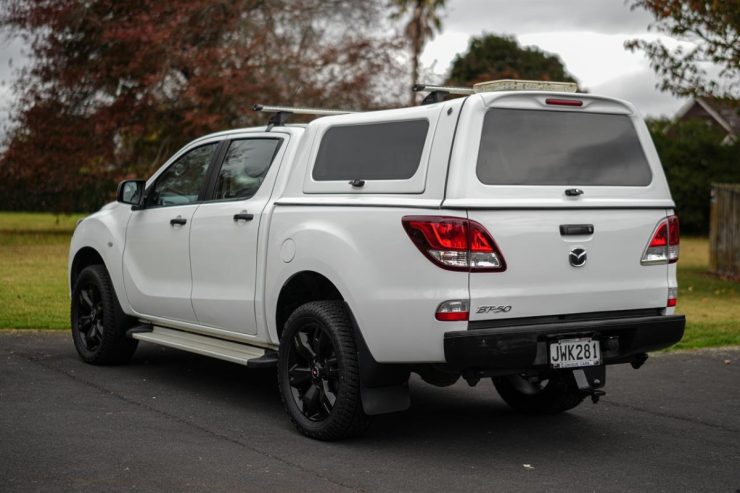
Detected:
left=493, top=370, right=585, bottom=414
left=287, top=321, right=340, bottom=421
left=75, top=283, right=105, bottom=352
left=278, top=301, right=370, bottom=440
left=71, top=264, right=138, bottom=365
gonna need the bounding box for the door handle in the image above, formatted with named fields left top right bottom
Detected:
left=170, top=216, right=187, bottom=226
left=233, top=212, right=254, bottom=222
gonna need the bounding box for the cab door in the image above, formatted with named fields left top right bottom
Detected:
left=189, top=136, right=286, bottom=334
left=123, top=142, right=220, bottom=323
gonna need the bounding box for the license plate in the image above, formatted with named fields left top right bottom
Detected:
left=549, top=338, right=601, bottom=368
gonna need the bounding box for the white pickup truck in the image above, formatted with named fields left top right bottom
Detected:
left=69, top=80, right=685, bottom=440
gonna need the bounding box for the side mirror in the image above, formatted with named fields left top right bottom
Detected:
left=117, top=179, right=146, bottom=209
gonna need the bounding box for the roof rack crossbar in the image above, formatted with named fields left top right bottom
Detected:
left=252, top=104, right=356, bottom=131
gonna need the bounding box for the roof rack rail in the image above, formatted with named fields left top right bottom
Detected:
left=413, top=79, right=578, bottom=105
left=252, top=104, right=356, bottom=131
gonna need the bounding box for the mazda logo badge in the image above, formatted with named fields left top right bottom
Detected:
left=569, top=248, right=587, bottom=267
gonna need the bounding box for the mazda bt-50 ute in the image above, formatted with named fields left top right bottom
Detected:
left=68, top=80, right=685, bottom=440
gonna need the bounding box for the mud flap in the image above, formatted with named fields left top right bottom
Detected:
left=344, top=302, right=411, bottom=415
left=361, top=385, right=411, bottom=416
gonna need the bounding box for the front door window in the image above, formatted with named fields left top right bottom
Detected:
left=149, top=143, right=217, bottom=207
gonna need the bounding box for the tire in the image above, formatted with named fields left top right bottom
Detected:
left=277, top=301, right=370, bottom=440
left=71, top=264, right=138, bottom=365
left=493, top=371, right=585, bottom=415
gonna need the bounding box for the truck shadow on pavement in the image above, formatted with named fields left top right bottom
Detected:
left=128, top=344, right=616, bottom=452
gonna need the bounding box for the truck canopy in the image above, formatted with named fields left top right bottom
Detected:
left=444, top=92, right=674, bottom=209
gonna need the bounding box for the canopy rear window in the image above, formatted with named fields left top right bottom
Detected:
left=312, top=119, right=429, bottom=181
left=476, top=109, right=652, bottom=186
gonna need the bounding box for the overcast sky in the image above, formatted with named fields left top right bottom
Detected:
left=421, top=0, right=692, bottom=118
left=0, top=0, right=696, bottom=132
left=0, top=35, right=25, bottom=137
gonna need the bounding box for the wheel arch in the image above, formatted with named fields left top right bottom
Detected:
left=68, top=206, right=132, bottom=315
left=275, top=270, right=343, bottom=340
left=274, top=270, right=411, bottom=415
left=70, top=246, right=106, bottom=288
left=69, top=243, right=132, bottom=316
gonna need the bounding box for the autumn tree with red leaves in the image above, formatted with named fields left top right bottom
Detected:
left=0, top=0, right=404, bottom=212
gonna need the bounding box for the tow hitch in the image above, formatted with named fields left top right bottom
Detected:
left=573, top=366, right=606, bottom=403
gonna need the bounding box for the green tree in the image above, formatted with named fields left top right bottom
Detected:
left=391, top=0, right=446, bottom=104
left=649, top=119, right=740, bottom=233
left=625, top=0, right=739, bottom=98
left=446, top=34, right=578, bottom=87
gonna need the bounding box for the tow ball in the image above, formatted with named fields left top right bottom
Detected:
left=572, top=365, right=606, bottom=403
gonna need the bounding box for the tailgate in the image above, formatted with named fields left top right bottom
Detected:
left=468, top=209, right=669, bottom=321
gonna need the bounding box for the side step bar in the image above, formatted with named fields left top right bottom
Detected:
left=131, top=326, right=278, bottom=368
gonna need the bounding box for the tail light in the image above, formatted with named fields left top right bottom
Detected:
left=402, top=216, right=506, bottom=272
left=641, top=215, right=679, bottom=265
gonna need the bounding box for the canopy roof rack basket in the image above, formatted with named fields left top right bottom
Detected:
left=413, top=79, right=578, bottom=105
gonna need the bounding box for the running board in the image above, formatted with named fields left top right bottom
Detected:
left=132, top=326, right=272, bottom=367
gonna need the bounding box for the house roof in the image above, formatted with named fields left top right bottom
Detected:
left=706, top=97, right=740, bottom=136
left=674, top=96, right=739, bottom=137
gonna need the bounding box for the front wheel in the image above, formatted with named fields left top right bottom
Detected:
left=277, top=301, right=370, bottom=440
left=71, top=264, right=138, bottom=365
left=493, top=371, right=585, bottom=415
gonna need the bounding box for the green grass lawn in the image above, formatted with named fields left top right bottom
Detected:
left=673, top=237, right=739, bottom=349
left=1, top=212, right=85, bottom=329
left=1, top=212, right=738, bottom=349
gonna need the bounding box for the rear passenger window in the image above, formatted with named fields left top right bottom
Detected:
left=476, top=109, right=652, bottom=186
left=312, top=120, right=429, bottom=181
left=213, top=139, right=281, bottom=200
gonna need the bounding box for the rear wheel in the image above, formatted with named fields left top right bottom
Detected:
left=493, top=371, right=585, bottom=414
left=71, top=265, right=138, bottom=365
left=277, top=301, right=370, bottom=440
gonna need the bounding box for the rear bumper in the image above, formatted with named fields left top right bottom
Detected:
left=444, top=314, right=685, bottom=371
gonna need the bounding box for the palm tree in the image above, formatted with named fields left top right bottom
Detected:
left=391, top=0, right=446, bottom=105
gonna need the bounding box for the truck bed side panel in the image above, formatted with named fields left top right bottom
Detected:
left=265, top=206, right=468, bottom=363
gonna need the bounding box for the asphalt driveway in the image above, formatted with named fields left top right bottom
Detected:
left=1, top=331, right=738, bottom=492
